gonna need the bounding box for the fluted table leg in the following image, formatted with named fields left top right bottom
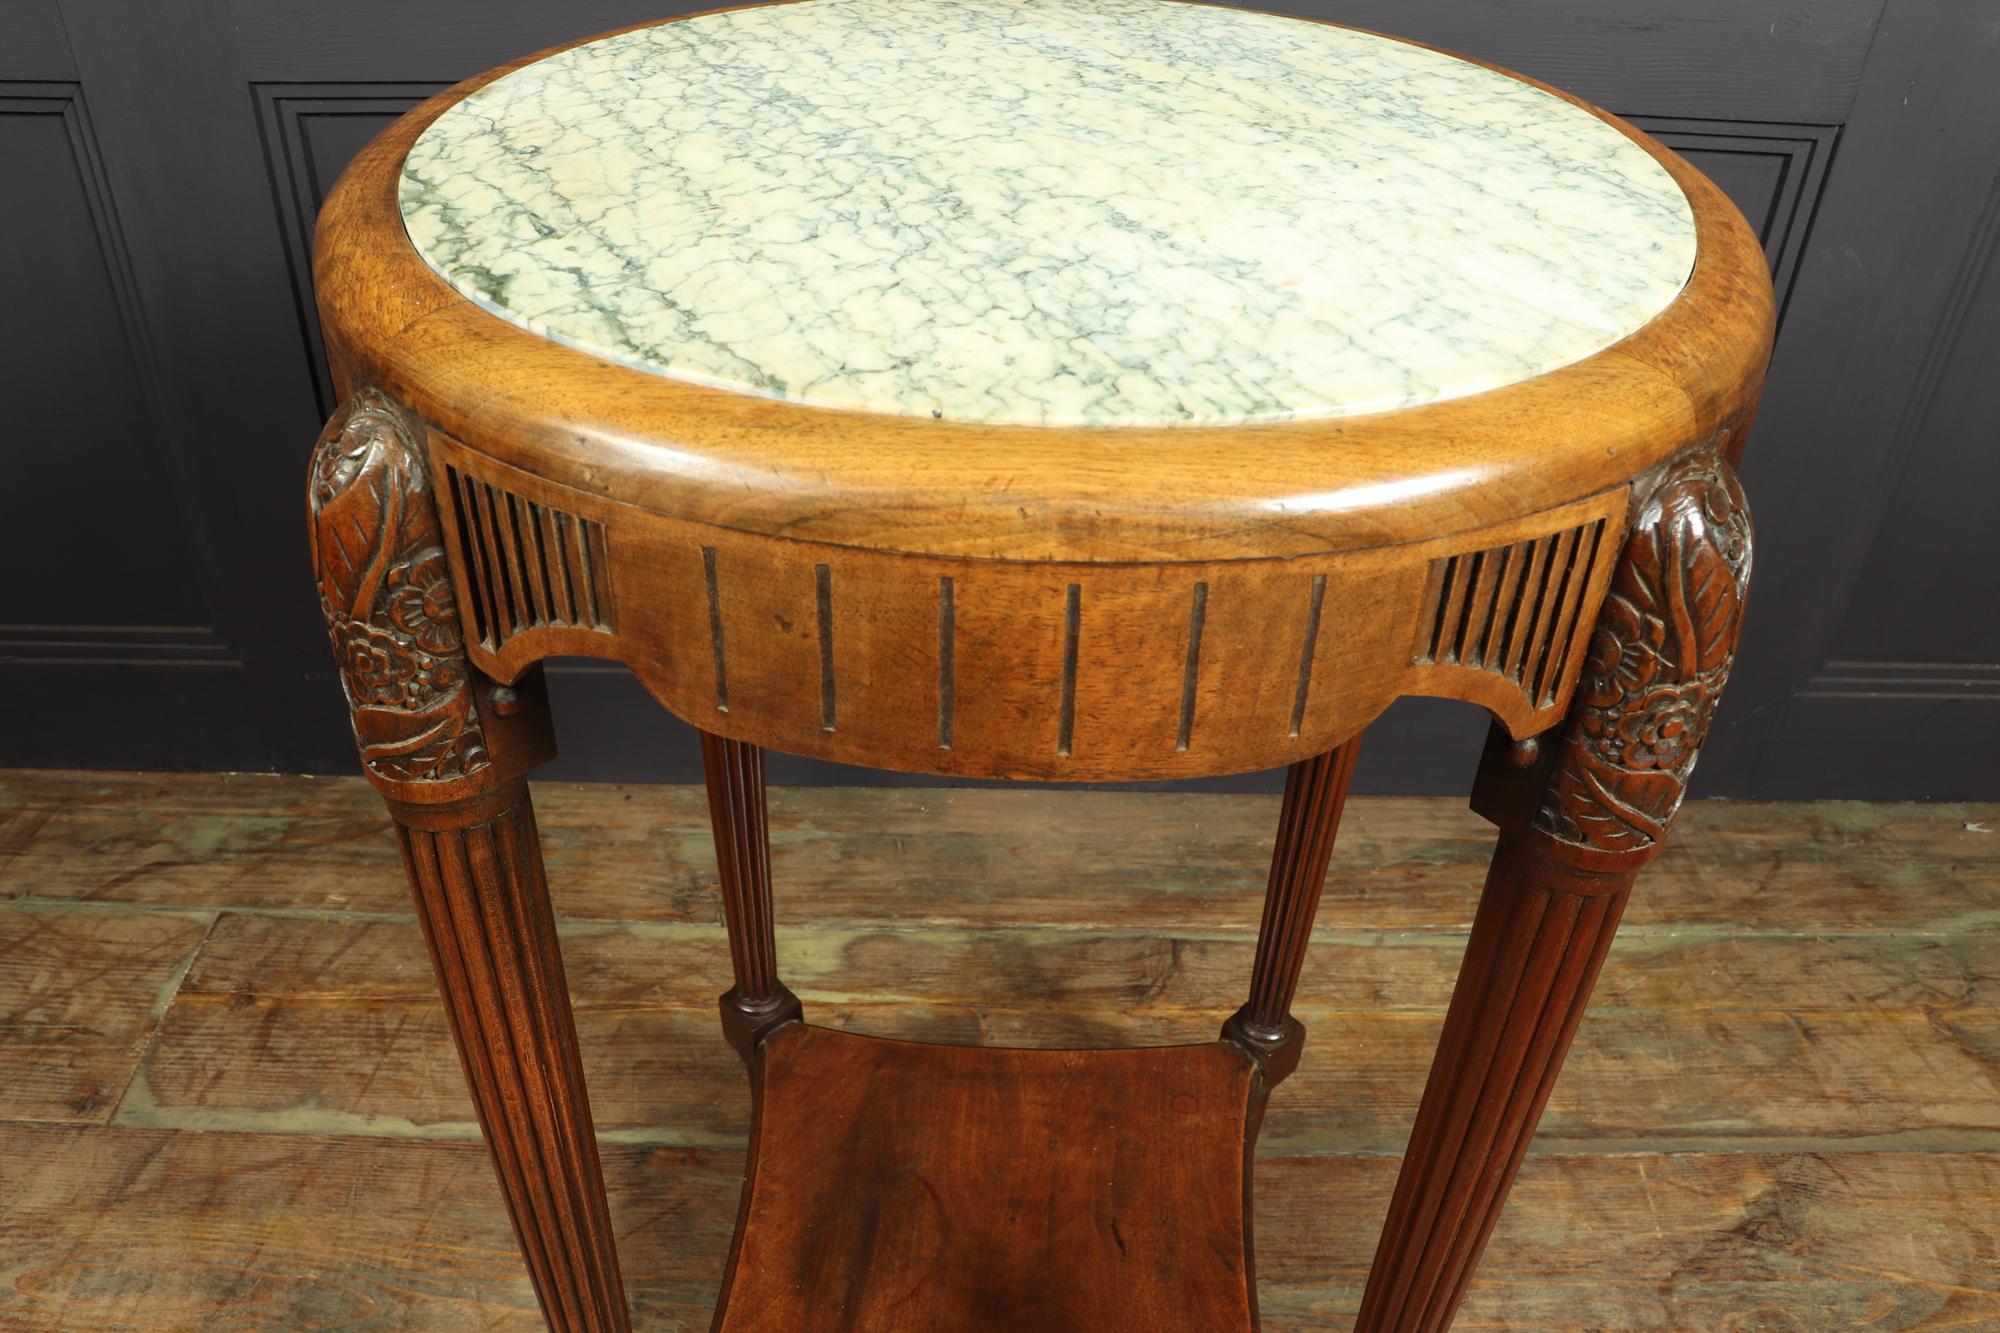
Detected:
left=700, top=730, right=803, bottom=1059
left=1355, top=831, right=1629, bottom=1332
left=308, top=390, right=630, bottom=1332
left=1358, top=446, right=1753, bottom=1331
left=1222, top=739, right=1361, bottom=1085
left=394, top=783, right=631, bottom=1333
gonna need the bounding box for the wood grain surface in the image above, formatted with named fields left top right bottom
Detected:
left=715, top=1027, right=1258, bottom=1330
left=2, top=771, right=1996, bottom=1329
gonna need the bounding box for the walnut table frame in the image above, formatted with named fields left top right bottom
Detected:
left=304, top=6, right=1773, bottom=1330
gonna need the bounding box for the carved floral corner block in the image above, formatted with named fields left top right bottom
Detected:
left=309, top=389, right=490, bottom=784
left=1534, top=449, right=1753, bottom=853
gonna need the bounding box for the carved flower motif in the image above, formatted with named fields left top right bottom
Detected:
left=335, top=620, right=418, bottom=705
left=1580, top=595, right=1665, bottom=709
left=1608, top=682, right=1712, bottom=771
left=387, top=556, right=463, bottom=656
left=412, top=653, right=465, bottom=707
left=1700, top=476, right=1750, bottom=566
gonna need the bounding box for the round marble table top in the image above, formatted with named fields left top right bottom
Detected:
left=400, top=0, right=1697, bottom=428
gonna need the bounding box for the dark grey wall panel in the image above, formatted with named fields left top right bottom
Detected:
left=1253, top=0, right=1884, bottom=123
left=232, top=3, right=692, bottom=79
left=0, top=86, right=208, bottom=625
left=48, top=0, right=363, bottom=773
left=1822, top=184, right=2000, bottom=669
left=228, top=0, right=1884, bottom=123
left=1698, top=0, right=2000, bottom=800
left=1757, top=696, right=1998, bottom=802
left=7, top=0, right=1998, bottom=797
left=0, top=82, right=263, bottom=767
left=1765, top=169, right=2000, bottom=798
left=0, top=2, right=74, bottom=80
left=254, top=82, right=448, bottom=417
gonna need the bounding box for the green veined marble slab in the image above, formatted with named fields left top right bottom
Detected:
left=400, top=0, right=1697, bottom=428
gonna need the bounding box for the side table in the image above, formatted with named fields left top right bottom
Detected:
left=306, top=1, right=1772, bottom=1328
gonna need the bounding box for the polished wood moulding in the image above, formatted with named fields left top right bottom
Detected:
left=715, top=1024, right=1261, bottom=1332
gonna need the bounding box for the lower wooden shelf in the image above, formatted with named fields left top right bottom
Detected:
left=713, top=1023, right=1264, bottom=1331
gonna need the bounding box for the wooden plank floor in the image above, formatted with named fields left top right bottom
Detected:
left=1, top=769, right=1996, bottom=1331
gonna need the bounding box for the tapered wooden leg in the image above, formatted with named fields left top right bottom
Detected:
left=1222, top=738, right=1361, bottom=1085
left=394, top=782, right=631, bottom=1333
left=700, top=730, right=802, bottom=1059
left=1355, top=830, right=1630, bottom=1332
left=309, top=390, right=630, bottom=1332
left=1356, top=447, right=1752, bottom=1332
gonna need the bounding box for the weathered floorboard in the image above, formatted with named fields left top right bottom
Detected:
left=0, top=903, right=211, bottom=1124
left=4, top=772, right=1994, bottom=933
left=1253, top=1150, right=2000, bottom=1331
left=122, top=910, right=2000, bottom=1154
left=2, top=1124, right=1996, bottom=1332
left=0, top=1123, right=735, bottom=1333
left=0, top=771, right=1996, bottom=1329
